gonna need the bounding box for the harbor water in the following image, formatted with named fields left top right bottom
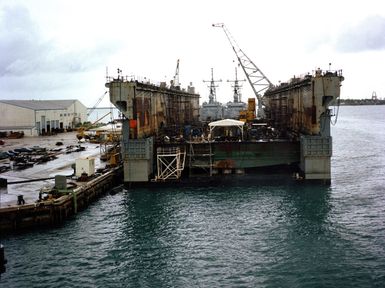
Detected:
left=1, top=105, right=385, bottom=287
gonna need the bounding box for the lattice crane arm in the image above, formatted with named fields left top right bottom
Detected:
left=212, top=23, right=272, bottom=118
left=88, top=91, right=108, bottom=116
left=173, top=59, right=180, bottom=87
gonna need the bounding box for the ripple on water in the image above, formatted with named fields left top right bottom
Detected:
left=2, top=106, right=385, bottom=287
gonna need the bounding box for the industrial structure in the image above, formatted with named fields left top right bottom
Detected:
left=212, top=23, right=272, bottom=118
left=0, top=100, right=87, bottom=136
left=105, top=25, right=344, bottom=184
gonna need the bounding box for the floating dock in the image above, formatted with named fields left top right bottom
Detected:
left=106, top=68, right=344, bottom=185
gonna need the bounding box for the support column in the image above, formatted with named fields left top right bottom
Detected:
left=300, top=135, right=332, bottom=182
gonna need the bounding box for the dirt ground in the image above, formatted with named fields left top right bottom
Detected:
left=0, top=132, right=104, bottom=207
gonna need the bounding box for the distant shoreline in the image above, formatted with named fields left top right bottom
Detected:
left=339, top=99, right=385, bottom=106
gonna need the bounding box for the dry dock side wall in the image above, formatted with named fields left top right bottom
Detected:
left=107, top=79, right=200, bottom=139
left=121, top=120, right=154, bottom=182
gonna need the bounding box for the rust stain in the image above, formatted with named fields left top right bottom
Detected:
left=215, top=159, right=236, bottom=169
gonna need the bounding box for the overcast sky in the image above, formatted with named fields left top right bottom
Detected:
left=1, top=0, right=385, bottom=107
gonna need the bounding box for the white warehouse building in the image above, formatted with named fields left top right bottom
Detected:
left=0, top=100, right=87, bottom=136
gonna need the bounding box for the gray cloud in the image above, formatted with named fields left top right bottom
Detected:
left=0, top=5, right=48, bottom=75
left=336, top=15, right=385, bottom=52
left=0, top=5, right=117, bottom=77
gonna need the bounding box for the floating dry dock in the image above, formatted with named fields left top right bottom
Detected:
left=106, top=69, right=344, bottom=185
left=0, top=166, right=122, bottom=233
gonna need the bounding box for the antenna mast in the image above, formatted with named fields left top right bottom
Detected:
left=203, top=68, right=222, bottom=104
left=227, top=67, right=246, bottom=103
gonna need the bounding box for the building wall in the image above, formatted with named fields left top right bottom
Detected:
left=1, top=103, right=34, bottom=127
left=73, top=100, right=88, bottom=124
left=0, top=103, right=37, bottom=136
left=35, top=109, right=66, bottom=133
left=0, top=100, right=88, bottom=136
left=35, top=101, right=87, bottom=133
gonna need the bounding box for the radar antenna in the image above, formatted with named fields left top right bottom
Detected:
left=227, top=67, right=246, bottom=103
left=213, top=23, right=272, bottom=118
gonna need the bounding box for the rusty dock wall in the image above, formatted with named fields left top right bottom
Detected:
left=0, top=166, right=123, bottom=233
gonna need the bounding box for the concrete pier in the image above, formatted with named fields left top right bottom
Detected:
left=0, top=166, right=122, bottom=233
left=0, top=131, right=123, bottom=233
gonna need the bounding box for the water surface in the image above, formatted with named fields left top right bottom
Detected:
left=1, top=105, right=385, bottom=287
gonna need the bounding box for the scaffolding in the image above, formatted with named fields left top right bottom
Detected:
left=155, top=147, right=186, bottom=181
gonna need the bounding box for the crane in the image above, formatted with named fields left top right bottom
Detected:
left=172, top=59, right=180, bottom=88
left=212, top=23, right=272, bottom=118
left=87, top=91, right=108, bottom=116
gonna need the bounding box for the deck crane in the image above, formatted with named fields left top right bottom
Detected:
left=212, top=23, right=272, bottom=118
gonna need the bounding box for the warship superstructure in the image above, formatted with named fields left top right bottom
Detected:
left=199, top=68, right=223, bottom=122
left=223, top=67, right=247, bottom=119
left=200, top=67, right=247, bottom=121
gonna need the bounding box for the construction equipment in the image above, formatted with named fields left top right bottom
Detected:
left=212, top=23, right=272, bottom=118
left=76, top=112, right=111, bottom=140
left=172, top=59, right=180, bottom=88
left=240, top=98, right=256, bottom=122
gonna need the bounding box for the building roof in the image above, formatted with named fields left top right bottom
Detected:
left=0, top=100, right=78, bottom=111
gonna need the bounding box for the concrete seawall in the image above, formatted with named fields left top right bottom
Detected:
left=0, top=166, right=122, bottom=233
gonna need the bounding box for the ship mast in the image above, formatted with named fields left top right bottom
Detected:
left=213, top=23, right=272, bottom=118
left=227, top=67, right=246, bottom=103
left=203, top=68, right=222, bottom=104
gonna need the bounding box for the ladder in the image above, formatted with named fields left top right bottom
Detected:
left=188, top=141, right=213, bottom=176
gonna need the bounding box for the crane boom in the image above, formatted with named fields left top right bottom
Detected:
left=212, top=23, right=272, bottom=118
left=172, top=59, right=180, bottom=88
left=87, top=91, right=108, bottom=116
